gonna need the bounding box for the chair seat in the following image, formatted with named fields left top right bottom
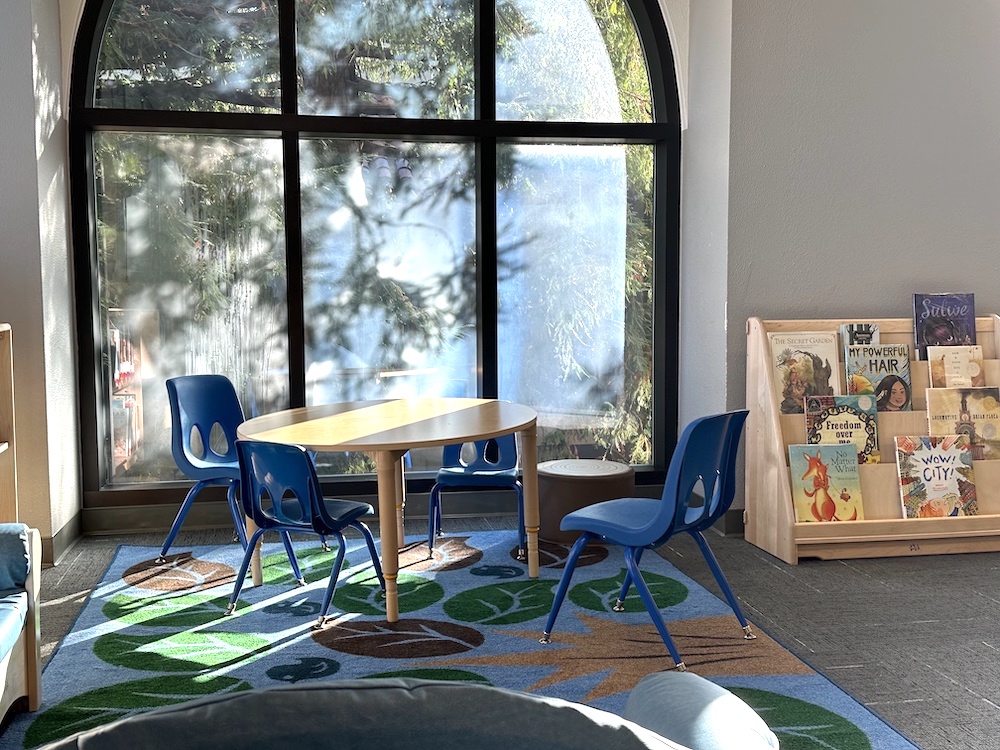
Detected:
left=273, top=497, right=372, bottom=530
left=435, top=466, right=519, bottom=488
left=317, top=498, right=374, bottom=530
left=185, top=458, right=240, bottom=478
left=560, top=497, right=661, bottom=543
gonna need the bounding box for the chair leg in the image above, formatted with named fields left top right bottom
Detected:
left=614, top=546, right=645, bottom=611
left=352, top=521, right=386, bottom=590
left=690, top=530, right=756, bottom=640
left=427, top=484, right=442, bottom=558
left=226, top=481, right=248, bottom=549
left=539, top=532, right=593, bottom=644
left=157, top=479, right=209, bottom=561
left=225, top=527, right=267, bottom=615
left=315, top=532, right=349, bottom=629
left=624, top=546, right=686, bottom=670
left=279, top=531, right=305, bottom=585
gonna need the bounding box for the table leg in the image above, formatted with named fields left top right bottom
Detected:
left=247, top=515, right=262, bottom=586
left=396, top=454, right=407, bottom=550
left=521, top=422, right=539, bottom=578
left=375, top=450, right=404, bottom=622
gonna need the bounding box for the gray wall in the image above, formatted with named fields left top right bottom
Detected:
left=723, top=1, right=1000, bottom=417
left=6, top=0, right=1000, bottom=546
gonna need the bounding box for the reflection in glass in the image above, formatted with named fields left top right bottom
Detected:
left=95, top=133, right=288, bottom=484
left=94, top=0, right=280, bottom=112
left=497, top=143, right=654, bottom=464
left=496, top=0, right=652, bottom=123
left=299, top=138, right=476, bottom=473
left=297, top=0, right=475, bottom=119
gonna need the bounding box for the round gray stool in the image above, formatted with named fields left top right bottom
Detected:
left=538, top=459, right=635, bottom=543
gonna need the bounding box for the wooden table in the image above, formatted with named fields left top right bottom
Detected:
left=236, top=397, right=539, bottom=622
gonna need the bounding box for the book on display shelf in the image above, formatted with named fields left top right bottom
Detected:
left=804, top=394, right=879, bottom=464
left=926, top=345, right=985, bottom=388
left=895, top=434, right=977, bottom=519
left=838, top=322, right=880, bottom=354
left=912, top=292, right=976, bottom=360
left=788, top=443, right=864, bottom=522
left=844, top=343, right=912, bottom=412
left=767, top=331, right=841, bottom=415
left=925, top=386, right=1000, bottom=461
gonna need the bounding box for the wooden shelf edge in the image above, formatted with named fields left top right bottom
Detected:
left=799, top=536, right=1000, bottom=561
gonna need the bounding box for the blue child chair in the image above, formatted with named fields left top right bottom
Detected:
left=226, top=440, right=385, bottom=628
left=427, top=434, right=526, bottom=559
left=539, top=410, right=753, bottom=671
left=158, top=375, right=249, bottom=562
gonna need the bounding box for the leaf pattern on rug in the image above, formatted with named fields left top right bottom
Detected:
left=93, top=630, right=272, bottom=672
left=332, top=571, right=445, bottom=615
left=443, top=579, right=556, bottom=625
left=120, top=553, right=235, bottom=592
left=312, top=618, right=484, bottom=658
left=568, top=568, right=688, bottom=612
left=23, top=675, right=250, bottom=749
left=732, top=688, right=872, bottom=750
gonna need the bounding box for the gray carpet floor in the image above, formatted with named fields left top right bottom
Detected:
left=36, top=517, right=1000, bottom=750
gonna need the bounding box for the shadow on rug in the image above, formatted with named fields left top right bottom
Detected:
left=3, top=532, right=918, bottom=749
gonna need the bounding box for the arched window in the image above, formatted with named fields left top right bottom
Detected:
left=70, top=0, right=680, bottom=504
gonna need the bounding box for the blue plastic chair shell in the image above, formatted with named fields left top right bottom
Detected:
left=226, top=440, right=385, bottom=627
left=539, top=410, right=753, bottom=671
left=158, top=375, right=248, bottom=561
left=427, top=433, right=525, bottom=558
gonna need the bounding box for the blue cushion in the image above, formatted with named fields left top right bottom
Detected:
left=0, top=523, right=29, bottom=591
left=0, top=589, right=28, bottom=659
left=623, top=672, right=779, bottom=750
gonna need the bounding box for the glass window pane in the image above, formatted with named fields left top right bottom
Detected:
left=496, top=0, right=652, bottom=123
left=300, top=138, right=477, bottom=473
left=497, top=143, right=654, bottom=464
left=95, top=133, right=289, bottom=484
left=297, top=0, right=475, bottom=119
left=94, top=0, right=280, bottom=112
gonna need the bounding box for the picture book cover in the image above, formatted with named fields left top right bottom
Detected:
left=844, top=343, right=912, bottom=412
left=839, top=322, right=880, bottom=352
left=912, top=292, right=976, bottom=360
left=767, top=331, right=841, bottom=415
left=804, top=394, right=879, bottom=464
left=925, top=386, right=1000, bottom=460
left=895, top=435, right=977, bottom=518
left=788, top=443, right=864, bottom=522
left=927, top=345, right=986, bottom=388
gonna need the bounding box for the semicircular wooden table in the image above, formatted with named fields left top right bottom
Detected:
left=237, top=397, right=539, bottom=622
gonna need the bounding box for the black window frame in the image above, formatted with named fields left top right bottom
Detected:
left=69, top=0, right=681, bottom=517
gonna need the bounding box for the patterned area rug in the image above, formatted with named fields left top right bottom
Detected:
left=3, top=532, right=919, bottom=749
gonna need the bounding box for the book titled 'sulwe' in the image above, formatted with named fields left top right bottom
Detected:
left=767, top=331, right=841, bottom=415
left=927, top=345, right=985, bottom=388
left=912, top=292, right=976, bottom=360
left=925, top=386, right=1000, bottom=460
left=788, top=443, right=864, bottom=522
left=844, top=343, right=911, bottom=411
left=895, top=435, right=977, bottom=518
left=804, top=394, right=879, bottom=464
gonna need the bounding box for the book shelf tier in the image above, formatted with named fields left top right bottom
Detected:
left=745, top=315, right=1000, bottom=564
